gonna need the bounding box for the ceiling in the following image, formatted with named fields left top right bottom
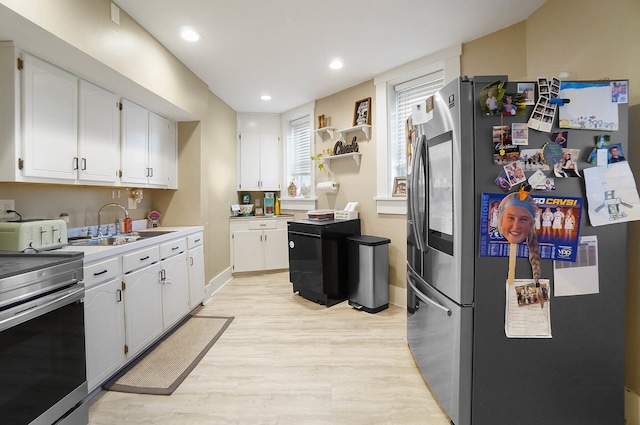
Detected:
left=120, top=1, right=545, bottom=114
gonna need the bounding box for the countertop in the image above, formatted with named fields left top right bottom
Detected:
left=229, top=214, right=294, bottom=220
left=59, top=226, right=203, bottom=263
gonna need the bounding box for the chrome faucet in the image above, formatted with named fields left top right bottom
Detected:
left=98, top=203, right=130, bottom=237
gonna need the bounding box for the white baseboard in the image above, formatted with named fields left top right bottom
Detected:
left=626, top=387, right=639, bottom=425
left=202, top=267, right=232, bottom=305
left=389, top=285, right=406, bottom=309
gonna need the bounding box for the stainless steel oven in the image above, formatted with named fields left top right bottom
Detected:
left=0, top=251, right=87, bottom=425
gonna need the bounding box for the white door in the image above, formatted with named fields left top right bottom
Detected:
left=161, top=251, right=190, bottom=329
left=148, top=111, right=173, bottom=187
left=84, top=277, right=126, bottom=392
left=259, top=134, right=281, bottom=190
left=120, top=99, right=149, bottom=185
left=22, top=53, right=78, bottom=180
left=188, top=245, right=206, bottom=308
left=123, top=262, right=163, bottom=359
left=263, top=228, right=289, bottom=270
left=232, top=230, right=264, bottom=272
left=239, top=132, right=261, bottom=190
left=78, top=80, right=120, bottom=183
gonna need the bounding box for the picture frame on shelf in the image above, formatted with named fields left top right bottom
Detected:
left=392, top=176, right=407, bottom=197
left=353, top=97, right=372, bottom=126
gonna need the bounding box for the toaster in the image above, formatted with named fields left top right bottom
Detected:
left=0, top=219, right=68, bottom=251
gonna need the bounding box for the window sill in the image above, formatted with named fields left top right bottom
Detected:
left=280, top=197, right=317, bottom=211
left=375, top=197, right=407, bottom=215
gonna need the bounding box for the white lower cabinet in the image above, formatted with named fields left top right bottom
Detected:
left=159, top=238, right=190, bottom=329
left=123, top=248, right=163, bottom=360
left=230, top=217, right=291, bottom=273
left=187, top=232, right=205, bottom=308
left=83, top=229, right=205, bottom=391
left=84, top=257, right=125, bottom=393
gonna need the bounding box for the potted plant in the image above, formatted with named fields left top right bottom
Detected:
left=311, top=148, right=333, bottom=171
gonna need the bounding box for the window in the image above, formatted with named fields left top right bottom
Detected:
left=373, top=44, right=460, bottom=214
left=285, top=115, right=311, bottom=197
left=390, top=72, right=445, bottom=189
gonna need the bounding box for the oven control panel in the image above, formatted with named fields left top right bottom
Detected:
left=0, top=219, right=68, bottom=251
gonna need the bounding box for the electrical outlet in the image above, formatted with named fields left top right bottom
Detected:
left=0, top=200, right=15, bottom=219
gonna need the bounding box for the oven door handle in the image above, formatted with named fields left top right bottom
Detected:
left=0, top=285, right=84, bottom=332
left=288, top=231, right=321, bottom=238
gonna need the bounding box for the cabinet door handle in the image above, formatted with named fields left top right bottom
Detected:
left=150, top=167, right=154, bottom=177
left=172, top=246, right=179, bottom=251
left=81, top=158, right=87, bottom=170
left=93, top=269, right=108, bottom=276
left=73, top=157, right=79, bottom=170
left=116, top=289, right=122, bottom=303
left=194, top=238, right=201, bottom=243
left=140, top=255, right=150, bottom=261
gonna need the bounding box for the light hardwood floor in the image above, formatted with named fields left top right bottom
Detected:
left=88, top=271, right=451, bottom=425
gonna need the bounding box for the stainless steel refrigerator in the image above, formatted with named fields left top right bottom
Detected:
left=407, top=76, right=628, bottom=425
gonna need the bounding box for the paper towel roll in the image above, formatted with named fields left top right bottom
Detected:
left=317, top=181, right=339, bottom=192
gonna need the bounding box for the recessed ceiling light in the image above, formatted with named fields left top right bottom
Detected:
left=181, top=28, right=200, bottom=42
left=261, top=95, right=272, bottom=101
left=329, top=60, right=343, bottom=70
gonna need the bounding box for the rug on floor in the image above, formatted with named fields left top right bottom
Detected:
left=104, top=315, right=234, bottom=395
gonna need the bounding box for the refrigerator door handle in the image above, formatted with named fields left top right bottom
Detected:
left=410, top=135, right=426, bottom=252
left=408, top=278, right=451, bottom=316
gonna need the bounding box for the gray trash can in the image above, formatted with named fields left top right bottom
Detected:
left=347, top=235, right=391, bottom=313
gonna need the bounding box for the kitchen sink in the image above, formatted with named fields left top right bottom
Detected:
left=67, top=230, right=176, bottom=247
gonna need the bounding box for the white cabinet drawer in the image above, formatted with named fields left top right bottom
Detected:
left=122, top=246, right=159, bottom=274
left=248, top=220, right=277, bottom=230
left=159, top=238, right=187, bottom=259
left=187, top=232, right=203, bottom=249
left=84, top=257, right=121, bottom=289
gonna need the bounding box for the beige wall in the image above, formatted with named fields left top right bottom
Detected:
left=314, top=81, right=407, bottom=293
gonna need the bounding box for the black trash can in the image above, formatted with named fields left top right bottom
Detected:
left=347, top=235, right=391, bottom=313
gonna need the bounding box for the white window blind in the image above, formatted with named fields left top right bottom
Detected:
left=391, top=72, right=445, bottom=186
left=286, top=116, right=311, bottom=195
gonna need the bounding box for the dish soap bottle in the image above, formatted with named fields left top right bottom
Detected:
left=275, top=196, right=280, bottom=215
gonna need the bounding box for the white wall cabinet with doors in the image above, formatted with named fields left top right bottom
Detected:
left=238, top=132, right=280, bottom=191
left=229, top=217, right=291, bottom=273
left=120, top=100, right=177, bottom=189
left=0, top=42, right=177, bottom=188
left=187, top=232, right=206, bottom=308
left=84, top=257, right=125, bottom=393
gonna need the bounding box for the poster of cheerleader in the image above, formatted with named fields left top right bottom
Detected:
left=479, top=192, right=583, bottom=262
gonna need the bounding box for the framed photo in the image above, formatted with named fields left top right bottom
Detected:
left=353, top=97, right=371, bottom=126
left=392, top=177, right=407, bottom=197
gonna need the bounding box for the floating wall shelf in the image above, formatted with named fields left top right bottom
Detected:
left=337, top=124, right=371, bottom=141
left=315, top=127, right=335, bottom=141
left=323, top=152, right=362, bottom=170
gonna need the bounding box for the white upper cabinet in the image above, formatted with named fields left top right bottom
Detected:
left=121, top=100, right=177, bottom=189
left=0, top=42, right=178, bottom=188
left=22, top=53, right=78, bottom=181
left=79, top=80, right=120, bottom=184
left=238, top=132, right=280, bottom=191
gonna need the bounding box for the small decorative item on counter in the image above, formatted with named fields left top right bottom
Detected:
left=275, top=196, right=281, bottom=215
left=238, top=204, right=254, bottom=216
left=318, top=114, right=326, bottom=128
left=148, top=210, right=161, bottom=228
left=59, top=213, right=69, bottom=224
left=255, top=207, right=264, bottom=216
left=288, top=180, right=297, bottom=197
left=242, top=194, right=251, bottom=204
left=264, top=192, right=275, bottom=216
left=300, top=184, right=310, bottom=198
